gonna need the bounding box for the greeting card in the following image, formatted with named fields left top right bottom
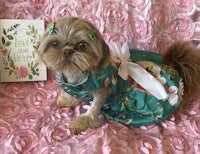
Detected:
left=0, top=19, right=47, bottom=82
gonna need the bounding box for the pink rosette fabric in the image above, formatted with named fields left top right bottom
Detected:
left=0, top=0, right=200, bottom=153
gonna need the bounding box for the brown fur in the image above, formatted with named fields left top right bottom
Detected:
left=38, top=17, right=110, bottom=76
left=163, top=41, right=200, bottom=99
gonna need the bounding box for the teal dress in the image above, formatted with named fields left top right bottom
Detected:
left=56, top=49, right=183, bottom=127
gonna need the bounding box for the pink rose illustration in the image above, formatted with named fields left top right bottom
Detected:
left=163, top=133, right=191, bottom=153
left=126, top=0, right=150, bottom=10
left=0, top=101, right=21, bottom=123
left=160, top=113, right=182, bottom=131
left=51, top=2, right=78, bottom=20
left=1, top=48, right=9, bottom=57
left=36, top=14, right=53, bottom=26
left=11, top=129, right=38, bottom=153
left=103, top=31, right=128, bottom=44
left=16, top=108, right=44, bottom=130
left=170, top=135, right=189, bottom=152
left=29, top=0, right=53, bottom=9
left=183, top=115, right=200, bottom=137
left=100, top=2, right=129, bottom=32
left=194, top=139, right=200, bottom=153
left=78, top=0, right=98, bottom=12
left=93, top=123, right=137, bottom=154
left=40, top=122, right=71, bottom=144
left=18, top=66, right=29, bottom=78
left=0, top=84, right=27, bottom=98
left=170, top=13, right=195, bottom=41
left=0, top=145, right=16, bottom=154
left=29, top=0, right=54, bottom=17
left=1, top=6, right=33, bottom=19
left=169, top=0, right=195, bottom=13
left=139, top=124, right=161, bottom=134
left=150, top=1, right=172, bottom=33
left=30, top=90, right=49, bottom=108
left=82, top=14, right=105, bottom=33
left=135, top=134, right=162, bottom=153
left=50, top=106, right=74, bottom=123
left=0, top=119, right=13, bottom=144
left=40, top=145, right=71, bottom=154
left=125, top=10, right=151, bottom=44
left=13, top=66, right=19, bottom=76
left=51, top=124, right=70, bottom=141
left=154, top=33, right=174, bottom=53
left=76, top=127, right=104, bottom=147
left=104, top=135, right=134, bottom=154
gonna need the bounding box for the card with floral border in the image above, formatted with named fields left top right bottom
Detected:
left=0, top=19, right=47, bottom=82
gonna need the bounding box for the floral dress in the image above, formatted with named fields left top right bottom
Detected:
left=56, top=48, right=183, bottom=127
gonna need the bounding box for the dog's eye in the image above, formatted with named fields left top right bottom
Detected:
left=52, top=41, right=59, bottom=47
left=75, top=41, right=87, bottom=50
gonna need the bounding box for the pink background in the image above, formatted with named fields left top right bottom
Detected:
left=0, top=0, right=200, bottom=153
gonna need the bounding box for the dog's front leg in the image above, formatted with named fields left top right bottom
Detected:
left=57, top=92, right=80, bottom=108
left=69, top=87, right=111, bottom=135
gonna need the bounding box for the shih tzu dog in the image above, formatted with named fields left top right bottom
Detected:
left=38, top=17, right=200, bottom=135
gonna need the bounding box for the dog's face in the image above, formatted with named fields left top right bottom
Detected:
left=38, top=17, right=110, bottom=74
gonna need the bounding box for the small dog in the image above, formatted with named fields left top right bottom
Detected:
left=38, top=17, right=200, bottom=135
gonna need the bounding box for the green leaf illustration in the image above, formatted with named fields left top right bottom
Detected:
left=7, top=35, right=14, bottom=40
left=4, top=67, right=9, bottom=70
left=33, top=63, right=38, bottom=68
left=29, top=75, right=33, bottom=79
left=13, top=24, right=20, bottom=29
left=33, top=45, right=37, bottom=49
left=5, top=41, right=11, bottom=46
left=9, top=70, right=13, bottom=75
left=2, top=37, right=5, bottom=44
left=7, top=24, right=20, bottom=32
left=36, top=68, right=39, bottom=72
left=3, top=28, right=6, bottom=35
left=31, top=25, right=35, bottom=33
left=9, top=59, right=14, bottom=68
left=32, top=51, right=35, bottom=58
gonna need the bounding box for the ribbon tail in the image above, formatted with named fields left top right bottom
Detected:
left=109, top=42, right=122, bottom=58
left=118, top=63, right=129, bottom=80
left=127, top=62, right=168, bottom=100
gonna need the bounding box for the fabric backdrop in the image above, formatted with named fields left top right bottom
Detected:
left=0, top=0, right=200, bottom=153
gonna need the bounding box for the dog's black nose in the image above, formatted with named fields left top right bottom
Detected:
left=64, top=49, right=73, bottom=57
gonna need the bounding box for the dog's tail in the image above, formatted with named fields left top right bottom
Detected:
left=162, top=41, right=200, bottom=99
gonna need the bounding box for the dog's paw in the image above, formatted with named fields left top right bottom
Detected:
left=69, top=114, right=98, bottom=135
left=57, top=94, right=79, bottom=108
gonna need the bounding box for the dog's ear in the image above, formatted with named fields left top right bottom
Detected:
left=92, top=39, right=110, bottom=72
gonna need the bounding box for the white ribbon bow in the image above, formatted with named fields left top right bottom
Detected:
left=108, top=42, right=168, bottom=100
